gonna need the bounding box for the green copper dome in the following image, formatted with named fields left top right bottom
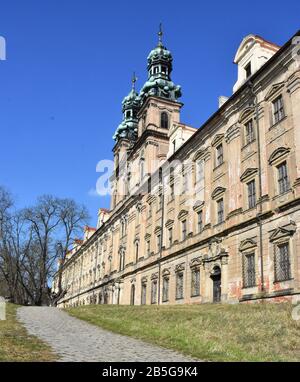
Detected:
left=113, top=75, right=141, bottom=142
left=139, top=25, right=182, bottom=102
left=147, top=45, right=172, bottom=66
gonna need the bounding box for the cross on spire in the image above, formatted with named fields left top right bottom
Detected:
left=158, top=22, right=163, bottom=46
left=131, top=72, right=137, bottom=90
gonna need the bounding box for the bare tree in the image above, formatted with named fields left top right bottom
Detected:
left=0, top=186, right=90, bottom=306
left=51, top=198, right=89, bottom=305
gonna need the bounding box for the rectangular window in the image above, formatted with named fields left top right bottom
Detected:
left=243, top=253, right=256, bottom=288
left=275, top=243, right=291, bottom=282
left=197, top=210, right=203, bottom=233
left=245, top=62, right=252, bottom=78
left=148, top=203, right=152, bottom=218
left=182, top=220, right=187, bottom=241
left=162, top=277, right=169, bottom=302
left=158, top=193, right=163, bottom=211
left=170, top=182, right=175, bottom=199
left=191, top=268, right=200, bottom=296
left=245, top=119, right=255, bottom=144
left=151, top=280, right=157, bottom=304
left=247, top=180, right=256, bottom=209
left=277, top=162, right=289, bottom=194
left=216, top=144, right=224, bottom=166
left=173, top=140, right=176, bottom=153
left=176, top=272, right=184, bottom=299
left=146, top=240, right=151, bottom=257
left=141, top=283, right=147, bottom=305
left=217, top=199, right=224, bottom=224
left=156, top=234, right=161, bottom=252
left=168, top=227, right=173, bottom=247
left=273, top=95, right=285, bottom=124
left=196, top=160, right=204, bottom=183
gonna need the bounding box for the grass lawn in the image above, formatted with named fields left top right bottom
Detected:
left=67, top=303, right=300, bottom=362
left=0, top=303, right=56, bottom=362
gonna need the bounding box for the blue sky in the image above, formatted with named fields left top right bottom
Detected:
left=0, top=0, right=299, bottom=226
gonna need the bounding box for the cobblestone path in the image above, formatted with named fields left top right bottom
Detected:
left=17, top=307, right=196, bottom=362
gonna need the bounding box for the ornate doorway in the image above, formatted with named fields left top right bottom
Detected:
left=211, top=266, right=221, bottom=303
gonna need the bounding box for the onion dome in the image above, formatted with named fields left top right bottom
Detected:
left=139, top=24, right=182, bottom=102
left=113, top=74, right=141, bottom=142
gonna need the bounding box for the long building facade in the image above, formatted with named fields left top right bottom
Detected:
left=53, top=29, right=300, bottom=307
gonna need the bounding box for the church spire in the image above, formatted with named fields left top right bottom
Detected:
left=113, top=73, right=141, bottom=142
left=132, top=72, right=137, bottom=90
left=139, top=25, right=182, bottom=102
left=158, top=23, right=163, bottom=47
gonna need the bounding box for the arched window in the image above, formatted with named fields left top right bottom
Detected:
left=160, top=112, right=169, bottom=129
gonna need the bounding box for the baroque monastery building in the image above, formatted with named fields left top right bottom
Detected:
left=53, top=29, right=300, bottom=307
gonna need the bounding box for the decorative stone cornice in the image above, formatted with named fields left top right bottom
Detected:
left=269, top=221, right=296, bottom=242
left=162, top=268, right=170, bottom=277
left=225, top=123, right=241, bottom=143
left=240, top=167, right=258, bottom=182
left=175, top=263, right=185, bottom=272
left=238, top=107, right=254, bottom=123
left=268, top=147, right=290, bottom=165
left=211, top=133, right=224, bottom=147
left=264, top=81, right=285, bottom=101
left=151, top=272, right=159, bottom=280
left=239, top=237, right=257, bottom=252
left=211, top=186, right=226, bottom=200
left=190, top=256, right=202, bottom=268
left=178, top=209, right=188, bottom=221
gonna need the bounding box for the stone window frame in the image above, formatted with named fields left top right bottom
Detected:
left=175, top=263, right=185, bottom=300
left=211, top=187, right=226, bottom=225
left=264, top=82, right=287, bottom=128
left=141, top=278, right=147, bottom=305
left=162, top=269, right=170, bottom=302
left=154, top=226, right=162, bottom=253
left=211, top=134, right=225, bottom=169
left=238, top=107, right=256, bottom=149
left=144, top=233, right=151, bottom=258
left=240, top=168, right=258, bottom=211
left=150, top=273, right=158, bottom=304
left=190, top=258, right=201, bottom=297
left=160, top=111, right=169, bottom=129
left=269, top=223, right=296, bottom=284
left=165, top=219, right=174, bottom=248
left=268, top=147, right=291, bottom=197
left=134, top=238, right=140, bottom=263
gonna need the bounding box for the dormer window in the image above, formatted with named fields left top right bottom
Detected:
left=245, top=62, right=252, bottom=78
